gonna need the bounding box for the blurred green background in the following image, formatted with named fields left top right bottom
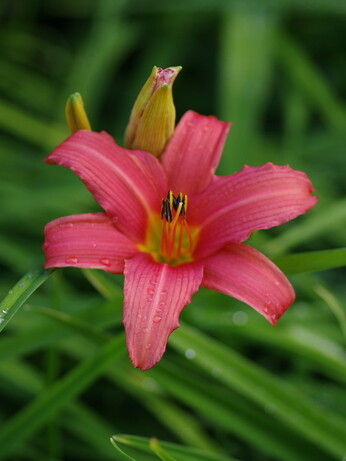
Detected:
left=1, top=1, right=346, bottom=460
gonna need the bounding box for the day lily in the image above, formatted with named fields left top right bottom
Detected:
left=43, top=110, right=317, bottom=370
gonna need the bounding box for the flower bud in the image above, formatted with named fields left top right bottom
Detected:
left=124, top=66, right=181, bottom=157
left=65, top=92, right=91, bottom=133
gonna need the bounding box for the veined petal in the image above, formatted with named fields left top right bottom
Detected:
left=123, top=253, right=203, bottom=370
left=202, top=243, right=295, bottom=325
left=161, top=111, right=231, bottom=195
left=43, top=213, right=136, bottom=274
left=191, top=163, right=317, bottom=259
left=45, top=130, right=168, bottom=242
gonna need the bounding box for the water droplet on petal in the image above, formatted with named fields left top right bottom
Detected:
left=142, top=328, right=148, bottom=333
left=150, top=279, right=157, bottom=286
left=145, top=343, right=152, bottom=350
left=147, top=288, right=154, bottom=296
left=92, top=243, right=97, bottom=248
left=185, top=349, right=196, bottom=359
left=153, top=316, right=161, bottom=323
left=59, top=222, right=74, bottom=229
left=65, top=257, right=79, bottom=264
left=161, top=289, right=167, bottom=294
left=99, top=258, right=111, bottom=266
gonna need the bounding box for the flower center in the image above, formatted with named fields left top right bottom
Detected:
left=138, top=190, right=198, bottom=266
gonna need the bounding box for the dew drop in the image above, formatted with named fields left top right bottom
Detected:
left=142, top=328, right=148, bottom=333
left=145, top=343, right=152, bottom=350
left=185, top=349, right=196, bottom=359
left=232, top=311, right=248, bottom=326
left=146, top=297, right=153, bottom=302
left=27, top=273, right=33, bottom=279
left=99, top=258, right=111, bottom=266
left=19, top=283, right=24, bottom=287
left=65, top=257, right=79, bottom=264
left=160, top=289, right=167, bottom=294
left=153, top=315, right=161, bottom=323
left=264, top=402, right=276, bottom=414
left=211, top=367, right=222, bottom=377
left=150, top=279, right=157, bottom=286
left=59, top=222, right=74, bottom=229
left=147, top=288, right=155, bottom=296
left=0, top=318, right=4, bottom=324
left=92, top=243, right=97, bottom=248
left=158, top=301, right=165, bottom=307
left=2, top=309, right=8, bottom=315
left=8, top=290, right=13, bottom=295
left=142, top=377, right=158, bottom=391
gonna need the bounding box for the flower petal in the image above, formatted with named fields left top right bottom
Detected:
left=123, top=253, right=203, bottom=370
left=161, top=110, right=231, bottom=195
left=202, top=243, right=295, bottom=325
left=43, top=213, right=136, bottom=274
left=45, top=130, right=168, bottom=242
left=191, top=163, right=317, bottom=259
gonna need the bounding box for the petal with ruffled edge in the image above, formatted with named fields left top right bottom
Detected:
left=161, top=110, right=231, bottom=195
left=123, top=253, right=203, bottom=370
left=191, top=163, right=317, bottom=259
left=44, top=213, right=136, bottom=274
left=202, top=243, right=295, bottom=325
left=45, top=130, right=168, bottom=242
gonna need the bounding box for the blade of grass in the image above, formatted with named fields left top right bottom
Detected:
left=273, top=247, right=346, bottom=274
left=111, top=435, right=239, bottom=461
left=0, top=267, right=55, bottom=333
left=170, top=324, right=346, bottom=458
left=0, top=334, right=125, bottom=460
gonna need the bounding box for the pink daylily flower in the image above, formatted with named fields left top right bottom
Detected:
left=43, top=110, right=317, bottom=370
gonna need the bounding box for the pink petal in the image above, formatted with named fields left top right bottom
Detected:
left=191, top=163, right=317, bottom=259
left=202, top=243, right=295, bottom=325
left=45, top=130, right=167, bottom=242
left=43, top=213, right=136, bottom=274
left=123, top=253, right=203, bottom=370
left=161, top=111, right=231, bottom=195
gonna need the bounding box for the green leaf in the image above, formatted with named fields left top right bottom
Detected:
left=111, top=435, right=239, bottom=461
left=0, top=335, right=125, bottom=460
left=273, top=247, right=346, bottom=274
left=150, top=438, right=178, bottom=461
left=0, top=267, right=55, bottom=333
left=82, top=269, right=122, bottom=300
left=170, top=324, right=346, bottom=459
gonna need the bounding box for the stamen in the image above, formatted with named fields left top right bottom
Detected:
left=160, top=190, right=191, bottom=262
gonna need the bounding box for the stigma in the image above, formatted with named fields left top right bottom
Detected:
left=160, top=190, right=193, bottom=262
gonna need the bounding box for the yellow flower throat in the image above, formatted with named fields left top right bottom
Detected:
left=138, top=190, right=199, bottom=266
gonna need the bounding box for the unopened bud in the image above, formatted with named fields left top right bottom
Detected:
left=124, top=66, right=181, bottom=157
left=65, top=92, right=91, bottom=133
